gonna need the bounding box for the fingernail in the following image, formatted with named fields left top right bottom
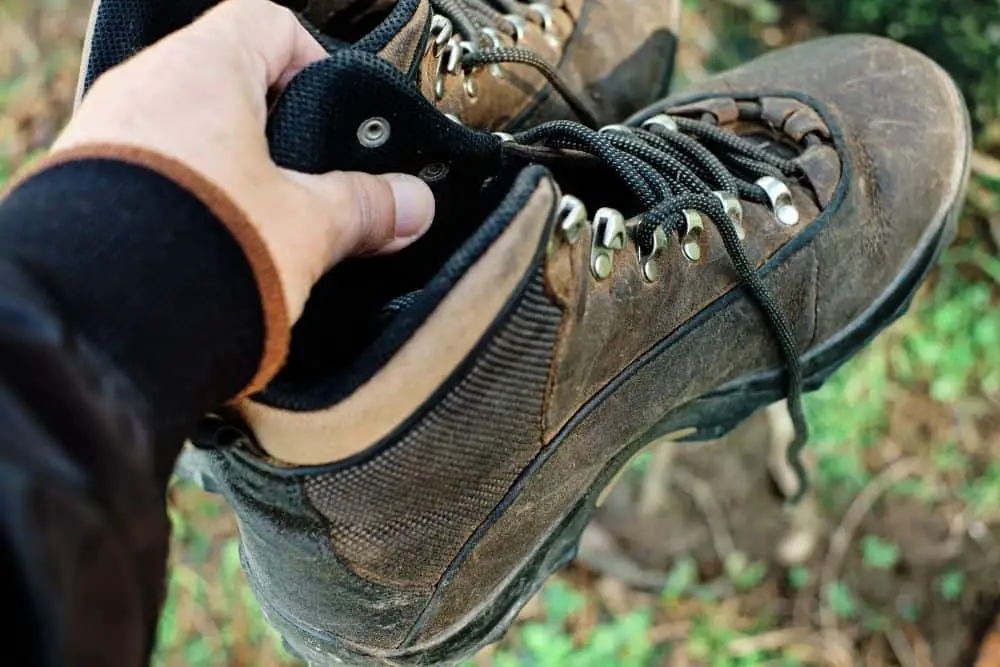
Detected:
left=383, top=174, right=435, bottom=238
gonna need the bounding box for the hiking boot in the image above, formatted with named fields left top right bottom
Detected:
left=180, top=34, right=969, bottom=665
left=77, top=0, right=682, bottom=129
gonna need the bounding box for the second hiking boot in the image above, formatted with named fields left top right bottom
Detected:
left=186, top=36, right=968, bottom=665
left=78, top=0, right=682, bottom=129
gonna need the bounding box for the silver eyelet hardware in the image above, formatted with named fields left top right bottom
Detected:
left=444, top=113, right=463, bottom=125
left=680, top=210, right=705, bottom=262
left=464, top=76, right=479, bottom=98
left=525, top=3, right=561, bottom=49
left=435, top=38, right=463, bottom=99
left=635, top=225, right=669, bottom=282
left=430, top=15, right=454, bottom=52
left=503, top=14, right=527, bottom=42
left=756, top=176, right=799, bottom=226
left=590, top=208, right=626, bottom=280
left=419, top=162, right=449, bottom=183
left=598, top=124, right=632, bottom=135
left=479, top=28, right=506, bottom=78
left=493, top=131, right=515, bottom=143
left=641, top=114, right=679, bottom=134
left=713, top=191, right=745, bottom=240
left=357, top=117, right=390, bottom=148
left=556, top=195, right=588, bottom=244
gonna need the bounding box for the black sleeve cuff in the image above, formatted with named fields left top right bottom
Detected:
left=0, top=157, right=268, bottom=449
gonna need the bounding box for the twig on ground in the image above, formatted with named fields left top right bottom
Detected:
left=671, top=466, right=735, bottom=562
left=729, top=627, right=855, bottom=667
left=638, top=439, right=677, bottom=517
left=818, top=458, right=924, bottom=630
left=575, top=523, right=669, bottom=591
left=972, top=151, right=1000, bottom=182
left=901, top=622, right=934, bottom=667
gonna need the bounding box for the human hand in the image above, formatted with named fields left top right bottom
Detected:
left=54, top=0, right=435, bottom=324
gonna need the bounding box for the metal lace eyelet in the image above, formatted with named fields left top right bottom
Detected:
left=444, top=113, right=463, bottom=125
left=590, top=207, right=626, bottom=280
left=598, top=124, right=633, bottom=135
left=434, top=38, right=462, bottom=99
left=503, top=14, right=527, bottom=42
left=756, top=176, right=799, bottom=226
left=525, top=3, right=561, bottom=49
left=493, top=131, right=516, bottom=143
left=641, top=114, right=679, bottom=134
left=713, top=191, right=745, bottom=240
left=680, top=210, right=705, bottom=262
left=430, top=15, right=453, bottom=52
left=636, top=225, right=669, bottom=282
left=464, top=76, right=479, bottom=99
left=357, top=117, right=390, bottom=148
left=419, top=162, right=450, bottom=183
left=556, top=195, right=588, bottom=244
left=479, top=28, right=506, bottom=78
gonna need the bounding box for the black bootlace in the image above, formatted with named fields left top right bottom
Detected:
left=427, top=0, right=601, bottom=127
left=510, top=117, right=812, bottom=500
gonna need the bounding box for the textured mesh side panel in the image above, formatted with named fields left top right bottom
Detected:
left=303, top=269, right=562, bottom=589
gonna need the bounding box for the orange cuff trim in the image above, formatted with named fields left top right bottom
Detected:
left=14, top=144, right=290, bottom=398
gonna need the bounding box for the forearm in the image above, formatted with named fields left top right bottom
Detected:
left=0, top=151, right=283, bottom=665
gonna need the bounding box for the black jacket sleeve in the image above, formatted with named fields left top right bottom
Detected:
left=0, top=155, right=275, bottom=666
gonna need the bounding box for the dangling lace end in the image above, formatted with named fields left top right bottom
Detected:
left=783, top=392, right=811, bottom=505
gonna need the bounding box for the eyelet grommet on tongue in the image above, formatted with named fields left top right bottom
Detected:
left=556, top=195, right=588, bottom=244
left=680, top=210, right=705, bottom=262
left=756, top=176, right=800, bottom=226
left=590, top=208, right=627, bottom=280
left=713, top=191, right=746, bottom=240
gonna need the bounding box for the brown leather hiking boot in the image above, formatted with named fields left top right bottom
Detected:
left=77, top=0, right=681, bottom=130
left=174, top=34, right=969, bottom=666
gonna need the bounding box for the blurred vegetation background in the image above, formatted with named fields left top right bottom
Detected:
left=2, top=0, right=1000, bottom=665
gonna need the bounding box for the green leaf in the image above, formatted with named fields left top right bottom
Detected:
left=542, top=579, right=585, bottom=626
left=662, top=556, right=699, bottom=602
left=725, top=551, right=768, bottom=591
left=826, top=581, right=859, bottom=620
left=860, top=536, right=900, bottom=570
left=787, top=566, right=809, bottom=590
left=938, top=569, right=965, bottom=602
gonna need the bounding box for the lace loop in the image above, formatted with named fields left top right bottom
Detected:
left=507, top=114, right=812, bottom=499
left=426, top=0, right=601, bottom=127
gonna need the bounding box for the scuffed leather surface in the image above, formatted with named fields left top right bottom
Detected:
left=415, top=35, right=969, bottom=643
left=513, top=0, right=680, bottom=128
left=189, top=446, right=431, bottom=650
left=410, top=0, right=680, bottom=129
left=545, top=34, right=968, bottom=437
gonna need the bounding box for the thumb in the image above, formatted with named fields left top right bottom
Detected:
left=291, top=170, right=436, bottom=265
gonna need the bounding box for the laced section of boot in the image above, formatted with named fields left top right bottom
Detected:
left=427, top=0, right=600, bottom=127
left=506, top=115, right=812, bottom=500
